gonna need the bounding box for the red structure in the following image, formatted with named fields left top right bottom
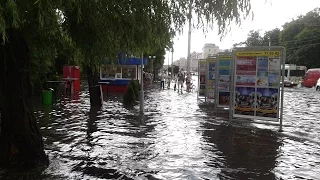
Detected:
left=63, top=66, right=81, bottom=92
left=101, top=84, right=127, bottom=94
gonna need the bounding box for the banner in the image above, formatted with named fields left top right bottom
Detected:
left=217, top=53, right=232, bottom=106
left=207, top=57, right=216, bottom=100
left=233, top=48, right=282, bottom=121
left=198, top=59, right=207, bottom=97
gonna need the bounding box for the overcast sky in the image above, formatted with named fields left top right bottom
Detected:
left=164, top=0, right=320, bottom=64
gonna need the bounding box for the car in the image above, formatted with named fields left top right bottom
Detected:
left=303, top=68, right=320, bottom=88
left=316, top=78, right=320, bottom=91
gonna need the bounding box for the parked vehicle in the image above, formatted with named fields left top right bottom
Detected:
left=316, top=78, right=320, bottom=91
left=282, top=64, right=307, bottom=87
left=302, top=68, right=320, bottom=88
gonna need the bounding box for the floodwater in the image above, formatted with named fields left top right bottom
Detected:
left=2, top=77, right=320, bottom=179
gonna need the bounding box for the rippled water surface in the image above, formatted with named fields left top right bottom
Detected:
left=3, top=78, right=320, bottom=179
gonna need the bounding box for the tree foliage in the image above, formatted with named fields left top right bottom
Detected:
left=0, top=0, right=254, bottom=168
left=235, top=8, right=320, bottom=69
left=280, top=8, right=320, bottom=68
left=234, top=28, right=280, bottom=47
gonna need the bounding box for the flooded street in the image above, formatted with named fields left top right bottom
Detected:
left=3, top=78, right=320, bottom=179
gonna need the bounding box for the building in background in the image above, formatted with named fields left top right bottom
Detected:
left=190, top=51, right=203, bottom=72
left=202, top=43, right=220, bottom=58
left=173, top=57, right=187, bottom=71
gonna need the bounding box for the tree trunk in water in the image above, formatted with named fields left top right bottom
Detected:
left=86, top=66, right=102, bottom=107
left=0, top=29, right=49, bottom=168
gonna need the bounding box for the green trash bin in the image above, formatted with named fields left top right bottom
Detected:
left=42, top=89, right=53, bottom=105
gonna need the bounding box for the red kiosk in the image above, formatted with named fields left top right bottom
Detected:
left=63, top=66, right=80, bottom=93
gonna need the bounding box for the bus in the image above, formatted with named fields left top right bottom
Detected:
left=282, top=64, right=307, bottom=87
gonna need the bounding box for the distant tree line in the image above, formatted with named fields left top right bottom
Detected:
left=234, top=8, right=320, bottom=69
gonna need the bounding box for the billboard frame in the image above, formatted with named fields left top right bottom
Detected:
left=216, top=52, right=233, bottom=108
left=229, top=46, right=285, bottom=131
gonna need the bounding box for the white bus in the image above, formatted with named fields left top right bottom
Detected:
left=282, top=64, right=307, bottom=87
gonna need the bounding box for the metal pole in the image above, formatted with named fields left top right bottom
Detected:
left=171, top=48, right=174, bottom=77
left=279, top=48, right=285, bottom=132
left=167, top=54, right=170, bottom=73
left=229, top=50, right=235, bottom=121
left=186, top=0, right=192, bottom=75
left=140, top=53, right=144, bottom=114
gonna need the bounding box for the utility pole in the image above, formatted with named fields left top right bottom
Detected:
left=269, top=36, right=271, bottom=47
left=186, top=0, right=192, bottom=75
left=140, top=53, right=144, bottom=114
left=167, top=54, right=170, bottom=74
left=171, top=48, right=174, bottom=77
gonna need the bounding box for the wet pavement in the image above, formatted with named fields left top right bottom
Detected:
left=2, top=77, right=320, bottom=179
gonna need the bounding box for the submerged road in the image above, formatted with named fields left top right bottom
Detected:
left=3, top=77, right=320, bottom=179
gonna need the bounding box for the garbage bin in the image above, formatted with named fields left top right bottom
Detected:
left=42, top=89, right=53, bottom=105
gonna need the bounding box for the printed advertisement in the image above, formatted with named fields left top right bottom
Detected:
left=217, top=54, right=232, bottom=106
left=219, top=76, right=230, bottom=91
left=219, top=69, right=230, bottom=75
left=236, top=57, right=256, bottom=71
left=208, top=61, right=216, bottom=71
left=234, top=87, right=255, bottom=115
left=207, top=80, right=215, bottom=89
left=268, top=72, right=279, bottom=87
left=207, top=58, right=216, bottom=99
left=199, top=60, right=207, bottom=97
left=219, top=92, right=230, bottom=106
left=268, top=58, right=280, bottom=71
left=257, top=71, right=268, bottom=86
left=257, top=57, right=268, bottom=71
left=256, top=88, right=278, bottom=118
left=219, top=59, right=231, bottom=67
left=235, top=75, right=256, bottom=86
left=209, top=71, right=216, bottom=80
left=207, top=90, right=215, bottom=99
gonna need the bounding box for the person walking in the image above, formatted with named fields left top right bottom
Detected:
left=186, top=73, right=191, bottom=92
left=177, top=71, right=184, bottom=93
left=160, top=72, right=165, bottom=90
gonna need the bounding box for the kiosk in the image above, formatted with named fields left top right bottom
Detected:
left=99, top=56, right=147, bottom=94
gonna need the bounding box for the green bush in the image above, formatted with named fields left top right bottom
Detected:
left=130, top=79, right=140, bottom=100
left=123, top=83, right=136, bottom=106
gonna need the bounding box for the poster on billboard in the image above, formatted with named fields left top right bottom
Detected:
left=198, top=60, right=207, bottom=98
left=207, top=57, right=217, bottom=101
left=256, top=88, right=278, bottom=118
left=232, top=48, right=285, bottom=122
left=217, top=53, right=232, bottom=107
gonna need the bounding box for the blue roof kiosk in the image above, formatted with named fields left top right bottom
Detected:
left=99, top=56, right=147, bottom=93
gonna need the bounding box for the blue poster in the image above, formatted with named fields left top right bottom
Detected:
left=268, top=72, right=279, bottom=87
left=219, top=60, right=231, bottom=67
left=219, top=69, right=230, bottom=75
left=209, top=62, right=216, bottom=71
left=257, top=57, right=268, bottom=71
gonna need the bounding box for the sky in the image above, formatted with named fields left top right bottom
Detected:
left=164, top=0, right=320, bottom=65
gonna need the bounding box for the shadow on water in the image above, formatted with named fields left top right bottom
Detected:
left=201, top=122, right=282, bottom=180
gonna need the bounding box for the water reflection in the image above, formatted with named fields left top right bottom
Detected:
left=201, top=123, right=281, bottom=179
left=2, top=82, right=320, bottom=179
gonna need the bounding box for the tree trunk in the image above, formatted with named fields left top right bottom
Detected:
left=0, top=29, right=49, bottom=168
left=86, top=66, right=102, bottom=107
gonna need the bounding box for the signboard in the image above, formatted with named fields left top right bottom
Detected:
left=232, top=48, right=285, bottom=122
left=198, top=59, right=207, bottom=98
left=217, top=53, right=232, bottom=107
left=206, top=57, right=217, bottom=101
